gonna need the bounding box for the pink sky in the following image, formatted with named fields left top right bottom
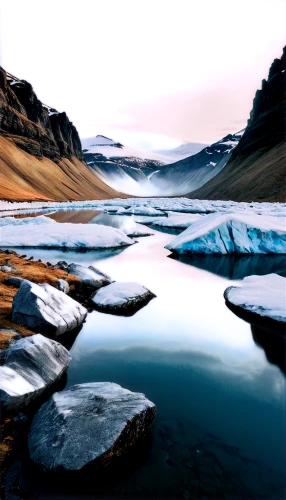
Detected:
left=0, top=0, right=285, bottom=149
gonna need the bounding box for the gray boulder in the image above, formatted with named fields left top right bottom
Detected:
left=28, top=382, right=156, bottom=472
left=0, top=334, right=71, bottom=411
left=12, top=280, right=87, bottom=336
left=56, top=262, right=112, bottom=291
left=56, top=279, right=70, bottom=294
left=4, top=276, right=28, bottom=288
left=91, top=281, right=156, bottom=314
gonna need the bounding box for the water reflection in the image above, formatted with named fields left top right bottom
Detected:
left=169, top=253, right=286, bottom=280
left=5, top=212, right=286, bottom=499
left=252, top=325, right=286, bottom=376
left=48, top=209, right=101, bottom=223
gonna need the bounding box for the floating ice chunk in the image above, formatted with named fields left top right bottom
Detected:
left=224, top=274, right=286, bottom=333
left=0, top=223, right=134, bottom=249
left=0, top=215, right=55, bottom=226
left=165, top=213, right=286, bottom=254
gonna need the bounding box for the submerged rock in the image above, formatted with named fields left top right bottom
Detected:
left=12, top=280, right=87, bottom=336
left=224, top=274, right=286, bottom=335
left=0, top=334, right=71, bottom=411
left=28, top=382, right=156, bottom=472
left=91, top=281, right=156, bottom=314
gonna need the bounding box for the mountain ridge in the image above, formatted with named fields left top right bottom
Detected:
left=0, top=69, right=125, bottom=201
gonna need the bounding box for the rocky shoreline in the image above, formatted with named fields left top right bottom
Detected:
left=0, top=248, right=157, bottom=494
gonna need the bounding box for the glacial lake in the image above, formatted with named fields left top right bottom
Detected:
left=5, top=210, right=286, bottom=499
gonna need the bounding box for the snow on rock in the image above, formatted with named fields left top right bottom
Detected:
left=12, top=281, right=87, bottom=336
left=165, top=213, right=286, bottom=254
left=0, top=223, right=134, bottom=249
left=28, top=382, right=156, bottom=472
left=92, top=281, right=156, bottom=314
left=224, top=274, right=286, bottom=334
left=56, top=262, right=112, bottom=291
left=0, top=334, right=71, bottom=411
left=0, top=215, right=55, bottom=226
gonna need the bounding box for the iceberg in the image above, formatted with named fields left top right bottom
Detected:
left=0, top=223, right=134, bottom=249
left=165, top=213, right=286, bottom=254
left=224, top=274, right=286, bottom=334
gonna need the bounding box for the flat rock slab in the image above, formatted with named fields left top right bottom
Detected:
left=12, top=280, right=87, bottom=336
left=224, top=273, right=286, bottom=335
left=28, top=382, right=156, bottom=472
left=0, top=334, right=71, bottom=411
left=91, top=282, right=156, bottom=315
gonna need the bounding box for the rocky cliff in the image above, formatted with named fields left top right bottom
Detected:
left=0, top=68, right=124, bottom=201
left=188, top=46, right=286, bottom=202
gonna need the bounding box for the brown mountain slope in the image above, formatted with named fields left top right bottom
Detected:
left=188, top=46, right=286, bottom=202
left=0, top=135, right=125, bottom=201
left=0, top=67, right=126, bottom=201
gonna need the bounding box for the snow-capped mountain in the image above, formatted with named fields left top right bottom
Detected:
left=148, top=132, right=243, bottom=196
left=82, top=133, right=242, bottom=197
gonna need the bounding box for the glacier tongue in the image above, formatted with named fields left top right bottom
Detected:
left=165, top=213, right=286, bottom=254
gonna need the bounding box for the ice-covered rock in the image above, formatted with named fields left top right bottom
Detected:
left=28, top=382, right=156, bottom=472
left=0, top=334, right=71, bottom=411
left=57, top=263, right=112, bottom=291
left=12, top=281, right=87, bottom=336
left=0, top=215, right=55, bottom=226
left=56, top=279, right=70, bottom=294
left=0, top=223, right=134, bottom=249
left=92, top=281, right=156, bottom=314
left=165, top=213, right=286, bottom=254
left=224, top=274, right=286, bottom=334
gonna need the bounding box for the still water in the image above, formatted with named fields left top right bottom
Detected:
left=6, top=211, right=286, bottom=499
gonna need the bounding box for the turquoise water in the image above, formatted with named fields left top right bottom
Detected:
left=6, top=212, right=286, bottom=499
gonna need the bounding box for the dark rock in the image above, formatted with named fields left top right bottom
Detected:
left=91, top=281, right=156, bottom=315
left=0, top=334, right=71, bottom=411
left=12, top=280, right=87, bottom=336
left=28, top=382, right=156, bottom=472
left=4, top=277, right=28, bottom=288
left=56, top=279, right=69, bottom=294
left=0, top=67, right=84, bottom=163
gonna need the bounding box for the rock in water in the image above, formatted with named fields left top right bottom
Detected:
left=0, top=334, right=71, bottom=411
left=63, top=263, right=111, bottom=291
left=91, top=281, right=156, bottom=314
left=56, top=279, right=70, bottom=294
left=28, top=382, right=156, bottom=472
left=12, top=280, right=87, bottom=336
left=224, top=273, right=286, bottom=335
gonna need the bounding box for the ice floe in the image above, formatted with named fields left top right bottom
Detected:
left=1, top=197, right=285, bottom=219
left=0, top=223, right=134, bottom=249
left=165, top=213, right=286, bottom=254
left=224, top=274, right=286, bottom=334
left=0, top=215, right=55, bottom=226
